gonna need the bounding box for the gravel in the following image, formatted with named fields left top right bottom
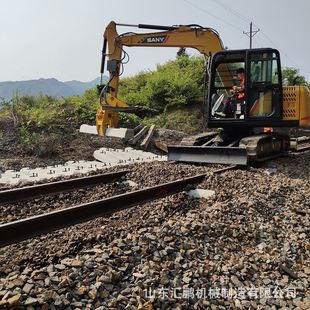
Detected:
left=0, top=152, right=309, bottom=309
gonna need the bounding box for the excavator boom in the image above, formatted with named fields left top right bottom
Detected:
left=96, top=21, right=225, bottom=135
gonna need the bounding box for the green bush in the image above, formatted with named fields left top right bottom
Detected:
left=19, top=125, right=59, bottom=156
left=142, top=107, right=203, bottom=134
left=119, top=113, right=142, bottom=128
left=0, top=89, right=99, bottom=156
left=118, top=54, right=206, bottom=112
left=6, top=88, right=99, bottom=132
left=65, top=88, right=99, bottom=125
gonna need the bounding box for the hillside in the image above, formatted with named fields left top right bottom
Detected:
left=0, top=77, right=105, bottom=100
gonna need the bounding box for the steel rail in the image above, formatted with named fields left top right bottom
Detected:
left=0, top=170, right=129, bottom=204
left=212, top=165, right=238, bottom=174
left=0, top=174, right=206, bottom=248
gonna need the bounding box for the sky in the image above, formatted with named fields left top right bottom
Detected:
left=0, top=0, right=309, bottom=82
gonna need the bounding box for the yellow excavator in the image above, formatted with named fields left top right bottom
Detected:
left=95, top=21, right=310, bottom=165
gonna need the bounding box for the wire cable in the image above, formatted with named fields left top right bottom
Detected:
left=259, top=30, right=298, bottom=67
left=186, top=0, right=299, bottom=69
left=181, top=0, right=244, bottom=32
left=209, top=0, right=251, bottom=25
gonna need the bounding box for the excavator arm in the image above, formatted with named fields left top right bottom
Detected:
left=96, top=21, right=225, bottom=135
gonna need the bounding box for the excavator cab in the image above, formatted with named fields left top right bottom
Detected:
left=208, top=48, right=284, bottom=128
left=168, top=48, right=292, bottom=165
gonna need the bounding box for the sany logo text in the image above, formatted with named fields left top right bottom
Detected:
left=141, top=35, right=168, bottom=44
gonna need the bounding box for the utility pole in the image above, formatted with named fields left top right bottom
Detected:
left=243, top=22, right=260, bottom=49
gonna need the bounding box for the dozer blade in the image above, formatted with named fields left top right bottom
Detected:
left=167, top=145, right=248, bottom=165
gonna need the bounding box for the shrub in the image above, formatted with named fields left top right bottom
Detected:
left=118, top=54, right=206, bottom=112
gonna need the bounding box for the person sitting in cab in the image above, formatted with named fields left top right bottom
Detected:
left=231, top=68, right=245, bottom=101
left=217, top=67, right=245, bottom=118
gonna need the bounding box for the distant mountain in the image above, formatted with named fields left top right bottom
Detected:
left=0, top=77, right=108, bottom=100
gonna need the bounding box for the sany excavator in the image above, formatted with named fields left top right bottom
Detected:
left=92, top=21, right=310, bottom=165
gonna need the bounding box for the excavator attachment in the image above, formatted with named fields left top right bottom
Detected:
left=79, top=106, right=133, bottom=139
left=80, top=123, right=134, bottom=139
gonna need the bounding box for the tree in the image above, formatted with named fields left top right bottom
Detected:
left=282, top=67, right=309, bottom=87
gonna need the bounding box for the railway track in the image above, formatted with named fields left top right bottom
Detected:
left=0, top=155, right=308, bottom=309
left=0, top=165, right=237, bottom=248
left=0, top=170, right=129, bottom=204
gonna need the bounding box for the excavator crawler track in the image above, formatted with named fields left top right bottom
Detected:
left=239, top=133, right=290, bottom=162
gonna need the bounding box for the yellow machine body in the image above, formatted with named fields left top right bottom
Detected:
left=283, top=86, right=310, bottom=128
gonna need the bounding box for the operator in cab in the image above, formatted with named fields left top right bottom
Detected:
left=232, top=68, right=245, bottom=100
left=217, top=67, right=245, bottom=118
